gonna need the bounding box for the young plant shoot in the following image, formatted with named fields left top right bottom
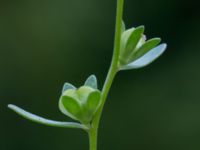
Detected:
left=8, top=0, right=167, bottom=150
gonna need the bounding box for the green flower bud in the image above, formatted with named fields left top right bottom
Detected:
left=118, top=23, right=166, bottom=70
left=119, top=26, right=145, bottom=65
left=59, top=75, right=101, bottom=124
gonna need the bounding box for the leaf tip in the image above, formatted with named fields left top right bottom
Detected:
left=150, top=37, right=162, bottom=43
left=8, top=104, right=22, bottom=114
left=162, top=43, right=167, bottom=48
left=89, top=74, right=96, bottom=79
left=62, top=83, right=76, bottom=94
left=84, top=74, right=98, bottom=89
left=8, top=104, right=15, bottom=110
left=137, top=25, right=145, bottom=32
left=155, top=37, right=161, bottom=41
left=158, top=43, right=167, bottom=52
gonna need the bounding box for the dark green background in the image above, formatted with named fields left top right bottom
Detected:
left=0, top=0, right=200, bottom=150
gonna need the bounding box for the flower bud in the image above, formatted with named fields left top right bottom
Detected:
left=118, top=23, right=165, bottom=70
left=59, top=75, right=101, bottom=124
left=119, top=26, right=145, bottom=65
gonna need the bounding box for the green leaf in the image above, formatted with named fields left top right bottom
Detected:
left=86, top=91, right=101, bottom=113
left=120, top=28, right=135, bottom=62
left=120, top=44, right=167, bottom=70
left=62, top=83, right=76, bottom=94
left=59, top=95, right=79, bottom=121
left=60, top=96, right=82, bottom=120
left=125, top=26, right=144, bottom=52
left=8, top=104, right=88, bottom=130
left=120, top=26, right=145, bottom=64
left=128, top=38, right=161, bottom=63
left=121, top=20, right=126, bottom=33
left=84, top=75, right=98, bottom=89
left=79, top=91, right=101, bottom=124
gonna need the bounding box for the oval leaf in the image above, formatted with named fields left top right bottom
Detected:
left=86, top=91, right=101, bottom=113
left=60, top=96, right=82, bottom=121
left=84, top=75, right=98, bottom=89
left=8, top=104, right=88, bottom=130
left=62, top=83, right=76, bottom=94
left=120, top=44, right=167, bottom=70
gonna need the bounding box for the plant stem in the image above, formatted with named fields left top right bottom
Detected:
left=88, top=0, right=124, bottom=150
left=89, top=125, right=98, bottom=150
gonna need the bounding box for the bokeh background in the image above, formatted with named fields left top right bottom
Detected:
left=0, top=0, right=200, bottom=150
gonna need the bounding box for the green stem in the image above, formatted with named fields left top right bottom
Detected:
left=88, top=0, right=124, bottom=150
left=89, top=126, right=98, bottom=150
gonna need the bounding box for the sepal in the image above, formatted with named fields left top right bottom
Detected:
left=119, top=44, right=167, bottom=70
left=84, top=75, right=98, bottom=89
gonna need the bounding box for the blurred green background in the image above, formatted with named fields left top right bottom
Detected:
left=0, top=0, right=200, bottom=150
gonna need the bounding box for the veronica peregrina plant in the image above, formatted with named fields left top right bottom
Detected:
left=8, top=0, right=167, bottom=150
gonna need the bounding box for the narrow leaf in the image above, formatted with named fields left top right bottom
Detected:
left=8, top=104, right=88, bottom=130
left=128, top=38, right=161, bottom=63
left=120, top=44, right=167, bottom=70
left=62, top=83, right=76, bottom=94
left=120, top=26, right=144, bottom=64
left=84, top=75, right=98, bottom=89
left=59, top=96, right=78, bottom=121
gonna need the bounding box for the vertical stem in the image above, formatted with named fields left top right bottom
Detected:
left=89, top=126, right=98, bottom=150
left=88, top=0, right=124, bottom=150
left=98, top=0, right=124, bottom=120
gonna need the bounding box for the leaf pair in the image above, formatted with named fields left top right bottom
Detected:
left=59, top=75, right=101, bottom=124
left=119, top=22, right=167, bottom=70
